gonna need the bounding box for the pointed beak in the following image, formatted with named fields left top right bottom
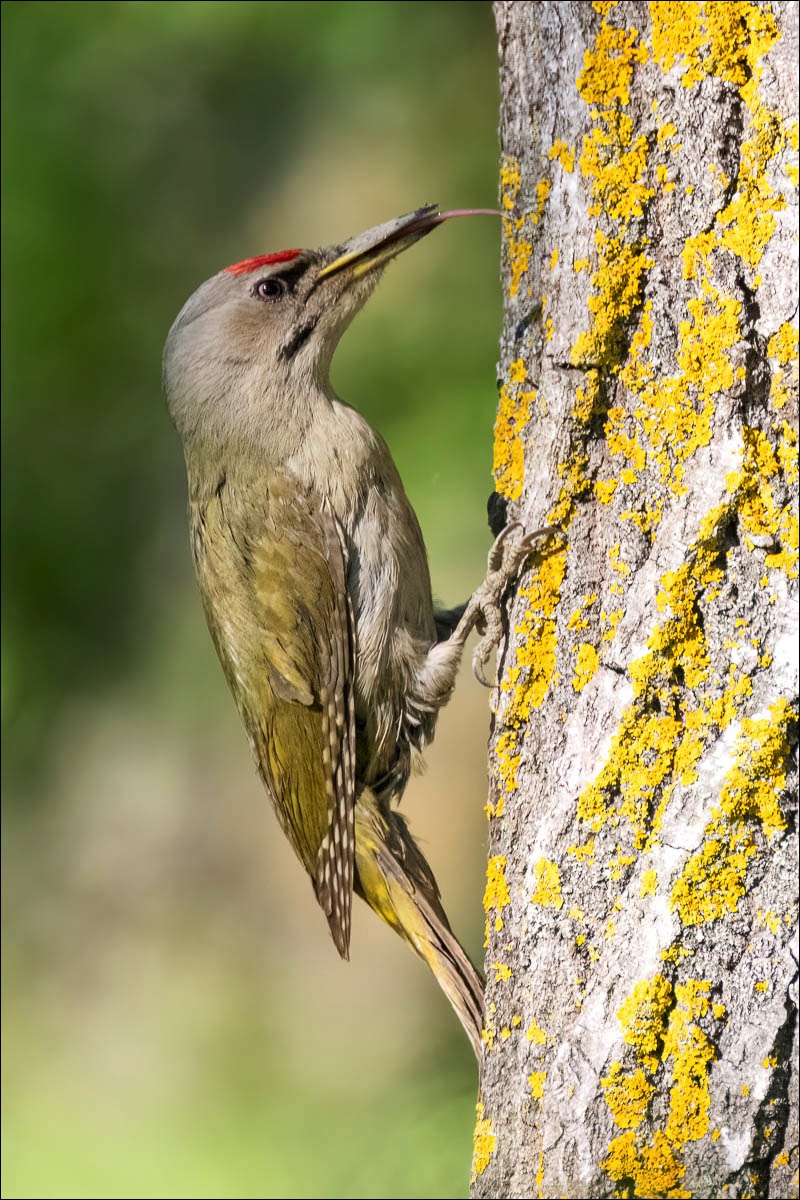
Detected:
left=317, top=205, right=499, bottom=282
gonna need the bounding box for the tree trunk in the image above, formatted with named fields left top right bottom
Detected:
left=473, top=4, right=799, bottom=1197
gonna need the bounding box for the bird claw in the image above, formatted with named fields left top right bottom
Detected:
left=467, top=522, right=561, bottom=687
left=472, top=639, right=497, bottom=688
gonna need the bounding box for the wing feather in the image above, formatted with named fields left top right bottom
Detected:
left=193, top=471, right=357, bottom=957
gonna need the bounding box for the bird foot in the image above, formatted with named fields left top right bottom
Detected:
left=465, top=522, right=560, bottom=686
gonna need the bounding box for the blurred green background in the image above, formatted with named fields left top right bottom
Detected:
left=2, top=3, right=502, bottom=1196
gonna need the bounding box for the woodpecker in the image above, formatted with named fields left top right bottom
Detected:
left=163, top=206, right=547, bottom=1057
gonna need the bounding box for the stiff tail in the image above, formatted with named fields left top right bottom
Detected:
left=353, top=793, right=485, bottom=1058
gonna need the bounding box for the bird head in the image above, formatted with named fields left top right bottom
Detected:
left=163, top=206, right=495, bottom=460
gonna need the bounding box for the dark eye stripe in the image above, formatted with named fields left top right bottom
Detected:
left=273, top=258, right=313, bottom=291
left=279, top=317, right=319, bottom=361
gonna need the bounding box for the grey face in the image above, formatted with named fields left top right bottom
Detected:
left=162, top=206, right=458, bottom=451
left=162, top=248, right=376, bottom=449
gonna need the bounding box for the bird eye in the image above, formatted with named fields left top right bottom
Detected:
left=254, top=277, right=287, bottom=302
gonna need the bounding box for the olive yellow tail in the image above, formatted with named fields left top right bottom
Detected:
left=354, top=792, right=484, bottom=1057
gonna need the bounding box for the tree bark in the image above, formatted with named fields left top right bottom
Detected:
left=473, top=4, right=799, bottom=1197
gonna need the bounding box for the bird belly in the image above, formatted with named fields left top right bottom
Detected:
left=344, top=485, right=438, bottom=798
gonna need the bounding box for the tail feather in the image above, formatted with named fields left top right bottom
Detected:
left=354, top=794, right=485, bottom=1058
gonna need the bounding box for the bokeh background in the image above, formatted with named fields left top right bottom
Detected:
left=2, top=3, right=503, bottom=1196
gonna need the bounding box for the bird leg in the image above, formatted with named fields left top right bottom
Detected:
left=420, top=522, right=559, bottom=709
left=455, top=522, right=559, bottom=685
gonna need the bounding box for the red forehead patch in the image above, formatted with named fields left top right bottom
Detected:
left=224, top=249, right=303, bottom=276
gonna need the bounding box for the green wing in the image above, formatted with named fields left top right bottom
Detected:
left=193, top=471, right=357, bottom=958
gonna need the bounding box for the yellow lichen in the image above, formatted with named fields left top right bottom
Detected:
left=661, top=944, right=693, bottom=963
left=578, top=0, right=796, bottom=525
left=534, top=179, right=552, bottom=221
left=640, top=868, right=658, bottom=897
left=618, top=974, right=674, bottom=1072
left=662, top=981, right=715, bottom=1145
left=596, top=478, right=619, bottom=504
left=610, top=848, right=637, bottom=882
left=776, top=420, right=798, bottom=488
left=602, top=608, right=623, bottom=642
left=602, top=1130, right=687, bottom=1198
left=649, top=2, right=779, bottom=93
left=508, top=232, right=533, bottom=298
left=547, top=451, right=592, bottom=529
left=578, top=504, right=764, bottom=849
left=483, top=855, right=511, bottom=945
left=529, top=1071, right=547, bottom=1099
left=728, top=425, right=799, bottom=578
left=621, top=500, right=664, bottom=535
left=572, top=234, right=654, bottom=370
left=682, top=230, right=717, bottom=280
left=531, top=858, right=564, bottom=910
left=471, top=1102, right=496, bottom=1180
left=494, top=360, right=536, bottom=502
left=500, top=152, right=553, bottom=302
left=573, top=642, right=600, bottom=692
left=671, top=698, right=794, bottom=925
left=548, top=139, right=576, bottom=173
left=492, top=730, right=519, bottom=805
left=527, top=1019, right=547, bottom=1044
left=578, top=20, right=648, bottom=109
left=567, top=592, right=598, bottom=631
left=484, top=791, right=505, bottom=822
left=495, top=545, right=569, bottom=797
left=716, top=101, right=791, bottom=269
left=670, top=822, right=754, bottom=927
left=567, top=838, right=596, bottom=863
left=621, top=279, right=742, bottom=497
left=572, top=10, right=657, bottom=430
left=768, top=321, right=799, bottom=367
left=609, top=542, right=632, bottom=577
left=500, top=156, right=542, bottom=300
left=602, top=1062, right=654, bottom=1129
left=573, top=370, right=604, bottom=424
left=500, top=157, right=521, bottom=212
left=605, top=404, right=647, bottom=475
left=603, top=977, right=720, bottom=1197
left=581, top=126, right=654, bottom=222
